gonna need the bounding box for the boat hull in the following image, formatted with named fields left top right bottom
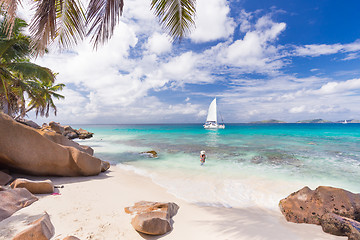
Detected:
left=204, top=124, right=225, bottom=129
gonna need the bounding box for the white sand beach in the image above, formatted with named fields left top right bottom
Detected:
left=0, top=165, right=345, bottom=240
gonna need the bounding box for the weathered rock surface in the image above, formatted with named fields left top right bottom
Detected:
left=10, top=178, right=54, bottom=194
left=321, top=213, right=360, bottom=239
left=12, top=212, right=55, bottom=240
left=0, top=112, right=109, bottom=176
left=0, top=170, right=12, bottom=185
left=0, top=187, right=38, bottom=221
left=125, top=201, right=179, bottom=235
left=39, top=130, right=94, bottom=156
left=16, top=118, right=40, bottom=129
left=279, top=186, right=360, bottom=239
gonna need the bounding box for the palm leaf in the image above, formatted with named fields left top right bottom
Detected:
left=56, top=0, right=86, bottom=49
left=86, top=0, right=124, bottom=49
left=7, top=62, right=56, bottom=83
left=0, top=0, right=21, bottom=37
left=29, top=0, right=57, bottom=55
left=151, top=0, right=196, bottom=41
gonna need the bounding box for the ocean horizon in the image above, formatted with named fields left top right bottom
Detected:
left=75, top=123, right=360, bottom=210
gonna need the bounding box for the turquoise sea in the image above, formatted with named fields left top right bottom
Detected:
left=75, top=123, right=360, bottom=210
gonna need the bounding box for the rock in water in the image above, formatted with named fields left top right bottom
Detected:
left=12, top=212, right=55, bottom=240
left=10, top=178, right=54, bottom=194
left=76, top=128, right=93, bottom=139
left=279, top=186, right=360, bottom=239
left=0, top=187, right=38, bottom=221
left=140, top=150, right=158, bottom=158
left=125, top=201, right=179, bottom=235
left=0, top=112, right=109, bottom=176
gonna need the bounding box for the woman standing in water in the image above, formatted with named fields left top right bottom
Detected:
left=200, top=151, right=206, bottom=166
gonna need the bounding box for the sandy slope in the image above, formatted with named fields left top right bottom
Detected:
left=0, top=165, right=345, bottom=240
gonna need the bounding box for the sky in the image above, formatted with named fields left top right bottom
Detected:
left=20, top=0, right=360, bottom=124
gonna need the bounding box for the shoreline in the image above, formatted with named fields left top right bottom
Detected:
left=0, top=165, right=345, bottom=240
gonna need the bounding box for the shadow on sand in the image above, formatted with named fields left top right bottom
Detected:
left=191, top=204, right=341, bottom=240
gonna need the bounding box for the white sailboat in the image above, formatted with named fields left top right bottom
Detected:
left=203, top=98, right=225, bottom=129
left=343, top=119, right=348, bottom=124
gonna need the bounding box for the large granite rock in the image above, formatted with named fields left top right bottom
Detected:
left=10, top=178, right=54, bottom=194
left=0, top=170, right=12, bottom=185
left=38, top=129, right=94, bottom=156
left=63, top=126, right=79, bottom=139
left=279, top=186, right=360, bottom=224
left=279, top=186, right=360, bottom=239
left=12, top=212, right=55, bottom=240
left=0, top=186, right=38, bottom=221
left=125, top=201, right=179, bottom=235
left=48, top=121, right=65, bottom=134
left=0, top=112, right=109, bottom=176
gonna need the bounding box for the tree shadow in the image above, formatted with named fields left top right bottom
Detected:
left=7, top=167, right=114, bottom=186
left=193, top=204, right=344, bottom=240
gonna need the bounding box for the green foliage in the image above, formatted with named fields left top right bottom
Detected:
left=0, top=16, right=64, bottom=118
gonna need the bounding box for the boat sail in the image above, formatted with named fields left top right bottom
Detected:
left=203, top=98, right=225, bottom=129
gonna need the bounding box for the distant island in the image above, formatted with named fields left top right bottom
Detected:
left=296, top=119, right=332, bottom=123
left=250, top=119, right=287, bottom=124
left=249, top=119, right=360, bottom=123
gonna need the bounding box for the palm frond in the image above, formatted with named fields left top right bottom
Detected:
left=0, top=36, right=32, bottom=61
left=0, top=0, right=21, bottom=37
left=29, top=0, right=57, bottom=55
left=7, top=62, right=56, bottom=83
left=56, top=0, right=86, bottom=49
left=151, top=0, right=196, bottom=41
left=86, top=0, right=124, bottom=49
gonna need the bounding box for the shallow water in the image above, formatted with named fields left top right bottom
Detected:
left=75, top=123, right=360, bottom=209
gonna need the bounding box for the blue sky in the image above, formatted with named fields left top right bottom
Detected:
left=22, top=0, right=360, bottom=124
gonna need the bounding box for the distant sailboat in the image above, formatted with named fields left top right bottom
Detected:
left=203, top=98, right=225, bottom=129
left=343, top=119, right=348, bottom=124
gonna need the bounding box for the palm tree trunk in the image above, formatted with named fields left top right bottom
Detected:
left=1, top=97, right=11, bottom=116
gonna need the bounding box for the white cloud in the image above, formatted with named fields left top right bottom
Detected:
left=295, top=44, right=343, bottom=57
left=289, top=105, right=305, bottom=113
left=190, top=0, right=235, bottom=42
left=216, top=15, right=286, bottom=73
left=146, top=33, right=172, bottom=54
left=294, top=40, right=360, bottom=59
left=313, top=78, right=360, bottom=95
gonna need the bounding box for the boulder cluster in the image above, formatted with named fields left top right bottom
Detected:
left=42, top=122, right=93, bottom=140
left=0, top=112, right=109, bottom=176
left=16, top=118, right=94, bottom=140
left=0, top=170, right=79, bottom=239
left=279, top=186, right=360, bottom=240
